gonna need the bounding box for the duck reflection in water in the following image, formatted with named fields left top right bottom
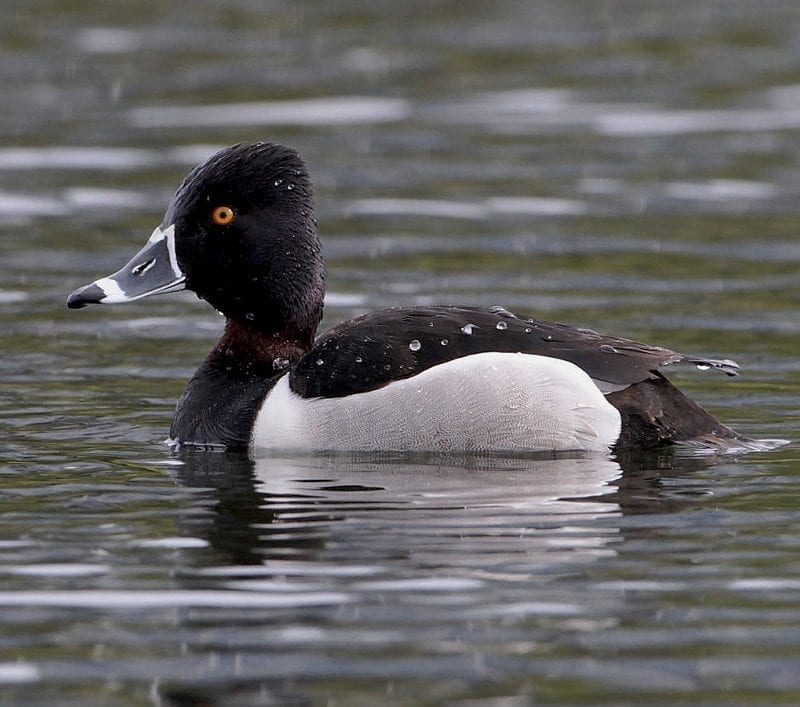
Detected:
left=171, top=448, right=731, bottom=568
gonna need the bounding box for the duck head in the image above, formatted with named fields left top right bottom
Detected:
left=67, top=142, right=325, bottom=347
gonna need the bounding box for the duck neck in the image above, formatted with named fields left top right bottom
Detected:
left=209, top=318, right=312, bottom=374
left=172, top=317, right=311, bottom=448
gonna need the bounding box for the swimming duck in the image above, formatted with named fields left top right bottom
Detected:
left=67, top=142, right=746, bottom=453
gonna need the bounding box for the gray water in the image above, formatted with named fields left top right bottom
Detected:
left=4, top=1, right=800, bottom=704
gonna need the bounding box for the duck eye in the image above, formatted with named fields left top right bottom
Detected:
left=211, top=205, right=236, bottom=226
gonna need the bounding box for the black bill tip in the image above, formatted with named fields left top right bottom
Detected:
left=66, top=283, right=105, bottom=309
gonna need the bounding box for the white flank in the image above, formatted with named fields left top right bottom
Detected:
left=252, top=352, right=621, bottom=453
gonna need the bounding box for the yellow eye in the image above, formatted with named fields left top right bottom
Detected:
left=211, top=205, right=236, bottom=225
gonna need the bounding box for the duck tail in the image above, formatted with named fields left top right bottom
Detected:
left=606, top=372, right=748, bottom=451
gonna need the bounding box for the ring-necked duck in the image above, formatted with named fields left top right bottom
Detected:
left=67, top=142, right=750, bottom=454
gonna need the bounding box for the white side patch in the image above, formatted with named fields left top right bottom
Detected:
left=251, top=352, right=621, bottom=454
left=592, top=378, right=631, bottom=394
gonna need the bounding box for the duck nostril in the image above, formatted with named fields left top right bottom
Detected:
left=132, top=258, right=156, bottom=276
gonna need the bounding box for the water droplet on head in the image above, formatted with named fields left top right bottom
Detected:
left=273, top=179, right=283, bottom=187
left=244, top=312, right=255, bottom=321
left=316, top=358, right=324, bottom=366
left=496, top=321, right=508, bottom=331
left=524, top=328, right=532, bottom=334
left=599, top=344, right=618, bottom=354
left=460, top=323, right=477, bottom=335
left=409, top=339, right=421, bottom=352
left=440, top=338, right=448, bottom=346
left=354, top=356, right=363, bottom=363
left=286, top=183, right=295, bottom=191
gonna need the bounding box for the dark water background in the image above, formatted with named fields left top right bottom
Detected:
left=4, top=1, right=800, bottom=704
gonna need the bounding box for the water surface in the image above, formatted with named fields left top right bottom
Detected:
left=3, top=1, right=800, bottom=704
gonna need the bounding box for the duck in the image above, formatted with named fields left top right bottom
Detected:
left=67, top=141, right=749, bottom=454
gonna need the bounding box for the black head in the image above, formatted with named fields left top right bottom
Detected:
left=67, top=142, right=325, bottom=347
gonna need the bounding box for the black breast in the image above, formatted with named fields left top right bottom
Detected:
left=171, top=360, right=282, bottom=449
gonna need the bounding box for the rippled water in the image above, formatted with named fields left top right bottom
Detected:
left=4, top=1, right=800, bottom=704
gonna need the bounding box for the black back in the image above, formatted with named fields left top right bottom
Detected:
left=290, top=305, right=736, bottom=399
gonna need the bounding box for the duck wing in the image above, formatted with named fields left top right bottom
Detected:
left=290, top=305, right=738, bottom=399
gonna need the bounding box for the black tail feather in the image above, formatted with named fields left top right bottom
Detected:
left=607, top=373, right=748, bottom=451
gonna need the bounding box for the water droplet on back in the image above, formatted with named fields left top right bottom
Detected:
left=316, top=358, right=324, bottom=366
left=696, top=363, right=710, bottom=371
left=273, top=179, right=283, bottom=187
left=490, top=305, right=513, bottom=317
left=496, top=321, right=508, bottom=331
left=355, top=356, right=363, bottom=363
left=461, top=324, right=477, bottom=335
left=599, top=344, right=618, bottom=354
left=440, top=338, right=448, bottom=346
left=409, top=339, right=421, bottom=352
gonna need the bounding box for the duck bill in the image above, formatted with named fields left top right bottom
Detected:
left=66, top=224, right=185, bottom=309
